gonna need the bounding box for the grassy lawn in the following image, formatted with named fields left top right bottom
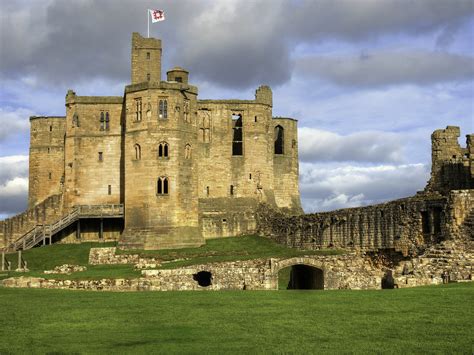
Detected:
left=118, top=235, right=343, bottom=269
left=1, top=236, right=342, bottom=280
left=0, top=283, right=472, bottom=353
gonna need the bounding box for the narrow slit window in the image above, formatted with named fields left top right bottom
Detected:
left=108, top=185, right=112, bottom=195
left=136, top=98, right=142, bottom=121
left=49, top=125, right=53, bottom=132
left=100, top=112, right=105, bottom=131
left=206, top=186, right=210, bottom=196
left=105, top=112, right=110, bottom=130
left=230, top=185, right=234, bottom=196
left=134, top=144, right=141, bottom=160
left=48, top=172, right=52, bottom=180
left=147, top=73, right=150, bottom=81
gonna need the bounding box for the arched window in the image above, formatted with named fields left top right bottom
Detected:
left=159, top=99, right=168, bottom=119
left=185, top=144, right=192, bottom=159
left=157, top=177, right=169, bottom=195
left=158, top=142, right=169, bottom=158
left=232, top=114, right=243, bottom=155
left=274, top=125, right=284, bottom=154
left=105, top=112, right=110, bottom=130
left=134, top=144, right=141, bottom=160
left=100, top=112, right=105, bottom=131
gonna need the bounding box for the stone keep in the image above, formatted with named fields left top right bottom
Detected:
left=22, top=33, right=302, bottom=250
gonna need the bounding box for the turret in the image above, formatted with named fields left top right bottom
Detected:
left=131, top=32, right=162, bottom=84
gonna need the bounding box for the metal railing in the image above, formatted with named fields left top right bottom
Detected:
left=7, top=204, right=124, bottom=252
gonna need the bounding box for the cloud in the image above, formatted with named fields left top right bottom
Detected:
left=298, top=127, right=404, bottom=163
left=300, top=162, right=430, bottom=212
left=1, top=0, right=473, bottom=89
left=0, top=107, right=34, bottom=142
left=295, top=50, right=474, bottom=87
left=0, top=155, right=28, bottom=216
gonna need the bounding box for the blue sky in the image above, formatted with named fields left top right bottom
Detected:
left=0, top=0, right=473, bottom=219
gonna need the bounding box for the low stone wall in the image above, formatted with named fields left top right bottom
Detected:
left=88, top=247, right=160, bottom=269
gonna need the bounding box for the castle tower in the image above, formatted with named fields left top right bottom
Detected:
left=120, top=34, right=203, bottom=249
left=28, top=116, right=66, bottom=207
left=131, top=32, right=162, bottom=84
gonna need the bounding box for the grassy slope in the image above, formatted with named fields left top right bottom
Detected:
left=1, top=236, right=341, bottom=280
left=0, top=283, right=472, bottom=353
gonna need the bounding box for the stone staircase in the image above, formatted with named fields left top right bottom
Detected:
left=4, top=204, right=124, bottom=252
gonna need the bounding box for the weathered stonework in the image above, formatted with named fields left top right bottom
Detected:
left=88, top=247, right=160, bottom=268
left=44, top=264, right=87, bottom=275
left=1, top=32, right=301, bottom=251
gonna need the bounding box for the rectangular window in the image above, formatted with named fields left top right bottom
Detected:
left=135, top=98, right=142, bottom=121
left=98, top=152, right=103, bottom=161
left=146, top=52, right=150, bottom=59
left=232, top=114, right=243, bottom=156
left=159, top=99, right=168, bottom=119
left=147, top=73, right=150, bottom=81
left=108, top=185, right=111, bottom=195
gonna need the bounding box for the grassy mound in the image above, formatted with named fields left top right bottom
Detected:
left=1, top=236, right=342, bottom=280
left=0, top=283, right=472, bottom=353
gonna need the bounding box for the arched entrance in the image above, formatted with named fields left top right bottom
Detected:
left=275, top=258, right=325, bottom=290
left=288, top=265, right=324, bottom=289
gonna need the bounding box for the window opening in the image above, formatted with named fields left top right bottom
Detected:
left=48, top=172, right=52, bottom=180
left=158, top=142, right=169, bottom=158
left=147, top=73, right=150, bottom=81
left=184, top=100, right=190, bottom=123
left=274, top=125, right=284, bottom=154
left=232, top=114, right=243, bottom=156
left=159, top=99, right=168, bottom=119
left=134, top=144, right=141, bottom=160
left=176, top=77, right=182, bottom=83
left=230, top=185, right=234, bottom=196
left=73, top=113, right=79, bottom=127
left=98, top=152, right=103, bottom=162
left=157, top=177, right=169, bottom=195
left=100, top=112, right=105, bottom=130
left=135, top=98, right=142, bottom=121
left=146, top=52, right=150, bottom=59
left=108, top=185, right=112, bottom=195
left=49, top=125, right=53, bottom=132
left=206, top=186, right=210, bottom=196
left=105, top=112, right=110, bottom=130
left=254, top=116, right=257, bottom=122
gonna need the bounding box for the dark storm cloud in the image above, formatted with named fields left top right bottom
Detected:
left=296, top=50, right=474, bottom=87
left=0, top=0, right=473, bottom=89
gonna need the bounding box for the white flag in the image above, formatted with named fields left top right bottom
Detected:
left=149, top=9, right=165, bottom=23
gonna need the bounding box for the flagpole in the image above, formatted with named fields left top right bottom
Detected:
left=147, top=9, right=150, bottom=38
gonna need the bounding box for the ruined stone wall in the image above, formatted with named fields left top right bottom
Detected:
left=28, top=117, right=66, bottom=208
left=272, top=117, right=301, bottom=213
left=426, top=126, right=473, bottom=194
left=257, top=195, right=450, bottom=256
left=0, top=194, right=64, bottom=249
left=64, top=91, right=123, bottom=209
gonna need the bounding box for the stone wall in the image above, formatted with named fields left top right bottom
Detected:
left=29, top=116, right=66, bottom=208
left=257, top=194, right=453, bottom=256
left=0, top=194, right=64, bottom=249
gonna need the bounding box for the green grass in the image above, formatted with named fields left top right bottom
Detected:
left=118, top=235, right=343, bottom=269
left=2, top=236, right=342, bottom=280
left=0, top=283, right=472, bottom=353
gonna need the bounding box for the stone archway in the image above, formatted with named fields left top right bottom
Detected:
left=272, top=257, right=325, bottom=290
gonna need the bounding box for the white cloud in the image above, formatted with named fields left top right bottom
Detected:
left=0, top=107, right=35, bottom=142
left=295, top=50, right=474, bottom=87
left=0, top=155, right=28, bottom=216
left=300, top=162, right=430, bottom=212
left=298, top=127, right=404, bottom=163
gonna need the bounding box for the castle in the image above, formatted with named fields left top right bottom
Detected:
left=2, top=33, right=302, bottom=250
left=1, top=33, right=473, bottom=290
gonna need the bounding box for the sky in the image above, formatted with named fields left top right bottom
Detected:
left=0, top=0, right=473, bottom=219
